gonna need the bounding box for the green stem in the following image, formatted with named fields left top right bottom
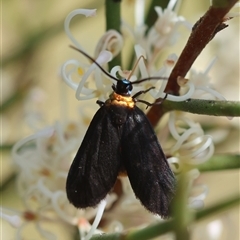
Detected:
left=162, top=99, right=240, bottom=117
left=91, top=196, right=240, bottom=240
left=145, top=0, right=169, bottom=33
left=172, top=171, right=191, bottom=240
left=0, top=144, right=13, bottom=151
left=198, top=154, right=240, bottom=172
left=92, top=221, right=174, bottom=240
left=105, top=0, right=122, bottom=70
left=195, top=195, right=240, bottom=221
left=0, top=89, right=28, bottom=113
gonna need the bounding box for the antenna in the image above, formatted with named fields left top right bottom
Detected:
left=70, top=45, right=169, bottom=85
left=70, top=45, right=119, bottom=82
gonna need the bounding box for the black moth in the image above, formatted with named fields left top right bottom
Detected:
left=66, top=46, right=176, bottom=218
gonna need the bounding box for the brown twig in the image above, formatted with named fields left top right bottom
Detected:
left=147, top=0, right=238, bottom=127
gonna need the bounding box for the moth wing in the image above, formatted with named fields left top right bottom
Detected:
left=66, top=106, right=121, bottom=208
left=121, top=107, right=176, bottom=218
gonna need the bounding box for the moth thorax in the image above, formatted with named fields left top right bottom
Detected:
left=106, top=92, right=135, bottom=108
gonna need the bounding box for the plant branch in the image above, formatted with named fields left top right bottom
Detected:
left=161, top=99, right=240, bottom=117
left=147, top=0, right=238, bottom=127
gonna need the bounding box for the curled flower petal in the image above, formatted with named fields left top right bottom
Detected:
left=35, top=222, right=57, bottom=240
left=94, top=30, right=123, bottom=57
left=110, top=66, right=122, bottom=78
left=75, top=51, right=113, bottom=100
left=95, top=50, right=113, bottom=65
left=195, top=86, right=227, bottom=100
left=189, top=184, right=208, bottom=203
left=148, top=54, right=178, bottom=99
left=167, top=157, right=182, bottom=173
left=168, top=112, right=214, bottom=164
left=37, top=177, right=53, bottom=199
left=62, top=59, right=82, bottom=90
left=64, top=9, right=97, bottom=49
left=166, top=80, right=195, bottom=101
left=12, top=127, right=54, bottom=164
left=51, top=191, right=79, bottom=224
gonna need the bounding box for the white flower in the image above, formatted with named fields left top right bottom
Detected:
left=122, top=0, right=191, bottom=65
left=62, top=50, right=114, bottom=101
left=166, top=111, right=214, bottom=209
left=1, top=207, right=58, bottom=240
left=187, top=58, right=226, bottom=100
left=94, top=30, right=123, bottom=57
left=168, top=112, right=214, bottom=165
left=62, top=8, right=124, bottom=102
left=2, top=121, right=117, bottom=239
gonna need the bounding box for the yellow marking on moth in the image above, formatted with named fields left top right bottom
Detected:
left=106, top=92, right=135, bottom=108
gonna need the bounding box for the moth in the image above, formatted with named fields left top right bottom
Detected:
left=66, top=46, right=176, bottom=218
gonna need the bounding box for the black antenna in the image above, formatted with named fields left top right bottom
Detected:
left=132, top=76, right=168, bottom=84
left=70, top=45, right=119, bottom=82
left=70, top=45, right=169, bottom=84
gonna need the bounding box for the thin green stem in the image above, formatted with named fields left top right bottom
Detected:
left=0, top=173, right=17, bottom=192
left=0, top=144, right=13, bottom=151
left=105, top=0, right=122, bottom=70
left=91, top=221, right=174, bottom=240
left=91, top=196, right=240, bottom=240
left=212, top=0, right=237, bottom=7
left=0, top=89, right=29, bottom=113
left=198, top=154, right=240, bottom=172
left=195, top=195, right=240, bottom=221
left=172, top=171, right=191, bottom=240
left=144, top=0, right=169, bottom=34
left=162, top=99, right=240, bottom=117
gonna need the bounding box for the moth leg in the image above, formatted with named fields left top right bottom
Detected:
left=136, top=93, right=168, bottom=109
left=96, top=100, right=105, bottom=107
left=132, top=87, right=155, bottom=99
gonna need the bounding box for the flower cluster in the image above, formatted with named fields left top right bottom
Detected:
left=2, top=122, right=116, bottom=239
left=2, top=0, right=235, bottom=239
